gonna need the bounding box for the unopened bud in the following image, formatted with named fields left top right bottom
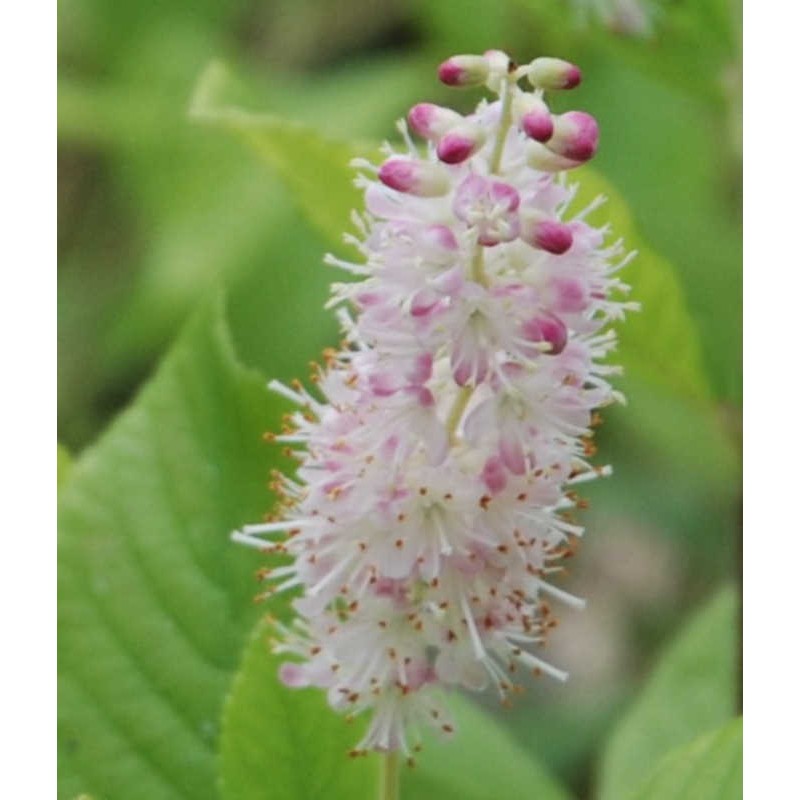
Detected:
left=548, top=111, right=599, bottom=162
left=515, top=95, right=554, bottom=143
left=520, top=209, right=574, bottom=254
left=522, top=312, right=568, bottom=355
left=526, top=140, right=582, bottom=172
left=436, top=123, right=486, bottom=164
left=526, top=58, right=582, bottom=91
left=438, top=54, right=491, bottom=87
left=408, top=103, right=462, bottom=140
left=379, top=158, right=451, bottom=197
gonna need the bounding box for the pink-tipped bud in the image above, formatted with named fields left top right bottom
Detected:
left=407, top=103, right=462, bottom=140
left=525, top=140, right=582, bottom=172
left=378, top=157, right=451, bottom=197
left=438, top=54, right=491, bottom=87
left=522, top=110, right=554, bottom=142
left=522, top=312, right=568, bottom=355
left=436, top=123, right=486, bottom=164
left=520, top=209, right=573, bottom=254
left=548, top=111, right=599, bottom=162
left=526, top=57, right=582, bottom=91
left=515, top=94, right=553, bottom=142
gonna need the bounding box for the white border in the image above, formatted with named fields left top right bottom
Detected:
left=2, top=2, right=57, bottom=795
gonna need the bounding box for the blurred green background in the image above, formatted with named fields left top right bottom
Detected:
left=58, top=0, right=742, bottom=797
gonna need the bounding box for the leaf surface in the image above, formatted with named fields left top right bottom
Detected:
left=630, top=718, right=742, bottom=800
left=58, top=302, right=278, bottom=799
left=598, top=587, right=738, bottom=800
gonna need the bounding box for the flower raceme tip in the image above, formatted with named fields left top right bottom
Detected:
left=233, top=49, right=638, bottom=761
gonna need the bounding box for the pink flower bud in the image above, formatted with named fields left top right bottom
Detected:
left=408, top=103, right=462, bottom=140
left=378, top=157, right=451, bottom=197
left=436, top=123, right=486, bottom=164
left=522, top=312, right=568, bottom=355
left=438, top=54, right=491, bottom=87
left=548, top=111, right=599, bottom=162
left=515, top=95, right=554, bottom=142
left=520, top=209, right=574, bottom=254
left=523, top=110, right=554, bottom=143
left=526, top=57, right=582, bottom=90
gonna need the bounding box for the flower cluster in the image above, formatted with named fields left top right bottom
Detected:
left=233, top=50, right=637, bottom=759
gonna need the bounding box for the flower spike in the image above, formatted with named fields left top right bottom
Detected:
left=235, top=50, right=636, bottom=759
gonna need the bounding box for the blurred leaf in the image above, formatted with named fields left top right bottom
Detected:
left=58, top=443, right=73, bottom=488
left=512, top=0, right=737, bottom=103
left=219, top=618, right=377, bottom=800
left=571, top=167, right=715, bottom=410
left=630, top=717, right=742, bottom=800
left=58, top=301, right=278, bottom=799
left=572, top=55, right=742, bottom=405
left=597, top=586, right=738, bottom=800
left=191, top=62, right=372, bottom=253
left=58, top=69, right=287, bottom=436
left=405, top=694, right=572, bottom=800
left=413, top=0, right=523, bottom=54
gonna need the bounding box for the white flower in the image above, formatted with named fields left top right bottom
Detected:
left=233, top=49, right=638, bottom=760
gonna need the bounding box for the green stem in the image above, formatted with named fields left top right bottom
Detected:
left=489, top=76, right=515, bottom=175
left=446, top=386, right=475, bottom=444
left=379, top=751, right=400, bottom=800
left=470, top=247, right=487, bottom=286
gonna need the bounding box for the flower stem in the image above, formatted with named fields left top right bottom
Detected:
left=447, top=385, right=475, bottom=443
left=489, top=76, right=515, bottom=174
left=379, top=751, right=400, bottom=800
left=470, top=246, right=487, bottom=285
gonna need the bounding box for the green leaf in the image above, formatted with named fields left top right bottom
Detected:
left=58, top=443, right=73, bottom=488
left=219, top=618, right=378, bottom=800
left=405, top=695, right=572, bottom=800
left=597, top=587, right=739, bottom=800
left=571, top=167, right=715, bottom=410
left=220, top=619, right=571, bottom=800
left=58, top=301, right=279, bottom=800
left=571, top=54, right=742, bottom=404
left=190, top=62, right=370, bottom=252
left=631, top=718, right=742, bottom=800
